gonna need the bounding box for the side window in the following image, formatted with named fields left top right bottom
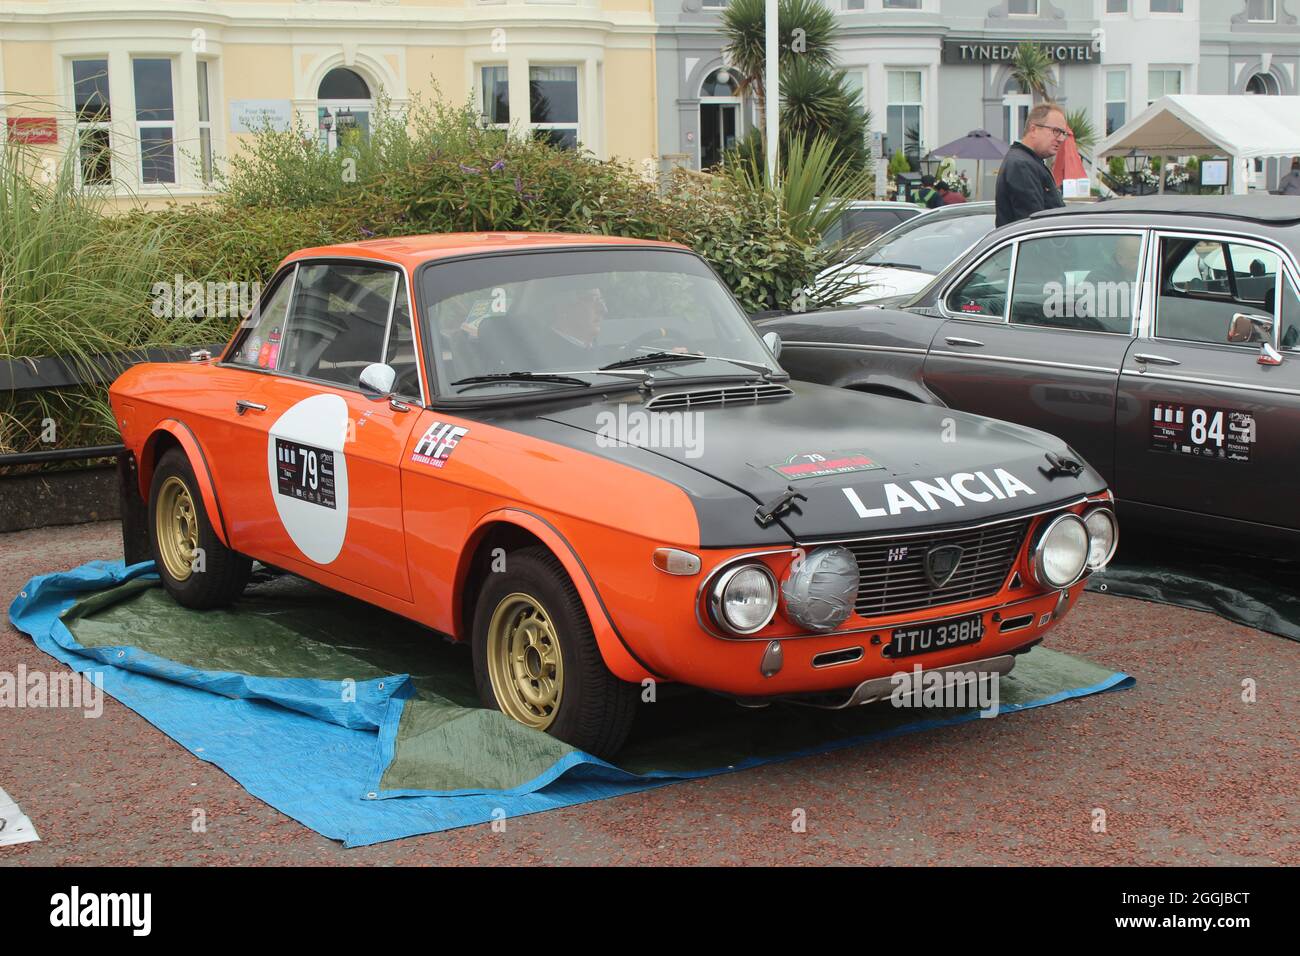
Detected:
left=1281, top=275, right=1300, bottom=351
left=946, top=244, right=1013, bottom=320
left=1009, top=233, right=1140, bottom=334
left=1157, top=237, right=1280, bottom=347
left=229, top=271, right=293, bottom=369
left=278, top=263, right=398, bottom=387
left=383, top=276, right=422, bottom=399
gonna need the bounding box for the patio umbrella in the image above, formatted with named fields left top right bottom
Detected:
left=926, top=129, right=1010, bottom=200
left=1052, top=128, right=1087, bottom=193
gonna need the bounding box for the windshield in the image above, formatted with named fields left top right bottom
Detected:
left=419, top=248, right=778, bottom=396
left=857, top=210, right=995, bottom=274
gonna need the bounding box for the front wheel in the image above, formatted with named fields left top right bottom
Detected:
left=472, top=546, right=637, bottom=759
left=148, top=447, right=251, bottom=609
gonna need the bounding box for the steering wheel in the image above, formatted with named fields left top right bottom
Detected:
left=623, top=326, right=692, bottom=353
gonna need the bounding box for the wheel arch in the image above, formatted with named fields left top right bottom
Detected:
left=140, top=420, right=231, bottom=549
left=455, top=510, right=657, bottom=684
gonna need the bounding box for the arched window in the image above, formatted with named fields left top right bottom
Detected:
left=1245, top=72, right=1281, bottom=95
left=317, top=67, right=374, bottom=151
left=698, top=68, right=742, bottom=170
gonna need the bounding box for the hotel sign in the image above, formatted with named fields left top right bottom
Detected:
left=943, top=40, right=1097, bottom=65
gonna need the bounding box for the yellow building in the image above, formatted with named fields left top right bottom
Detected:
left=0, top=0, right=659, bottom=204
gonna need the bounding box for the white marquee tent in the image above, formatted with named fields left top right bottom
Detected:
left=1097, top=94, right=1300, bottom=195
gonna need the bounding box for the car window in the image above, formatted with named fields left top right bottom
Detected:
left=945, top=244, right=1013, bottom=320
left=1278, top=274, right=1300, bottom=351
left=860, top=211, right=995, bottom=274
left=383, top=275, right=421, bottom=400
left=278, top=263, right=399, bottom=387
left=1009, top=233, right=1140, bottom=335
left=229, top=271, right=293, bottom=369
left=1156, top=237, right=1281, bottom=347
left=419, top=248, right=776, bottom=395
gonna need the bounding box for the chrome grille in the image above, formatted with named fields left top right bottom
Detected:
left=645, top=383, right=794, bottom=411
left=846, top=519, right=1029, bottom=618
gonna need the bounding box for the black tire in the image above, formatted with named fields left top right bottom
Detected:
left=472, top=546, right=637, bottom=759
left=147, top=447, right=251, bottom=609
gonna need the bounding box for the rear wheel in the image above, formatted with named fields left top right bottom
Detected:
left=472, top=546, right=637, bottom=759
left=148, top=447, right=251, bottom=609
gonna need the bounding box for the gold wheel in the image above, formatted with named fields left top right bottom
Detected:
left=155, top=475, right=199, bottom=582
left=485, top=592, right=565, bottom=729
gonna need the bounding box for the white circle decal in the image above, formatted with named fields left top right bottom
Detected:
left=267, top=393, right=350, bottom=564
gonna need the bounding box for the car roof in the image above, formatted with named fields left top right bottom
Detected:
left=282, top=232, right=689, bottom=269
left=842, top=200, right=921, bottom=209
left=1031, top=195, right=1300, bottom=225
left=917, top=200, right=996, bottom=218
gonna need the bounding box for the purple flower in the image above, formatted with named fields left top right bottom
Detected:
left=491, top=158, right=506, bottom=171
left=459, top=163, right=481, bottom=175
left=359, top=226, right=376, bottom=237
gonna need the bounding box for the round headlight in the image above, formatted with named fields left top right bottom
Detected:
left=1084, top=507, right=1118, bottom=571
left=780, top=545, right=860, bottom=632
left=1031, top=513, right=1090, bottom=589
left=711, top=564, right=778, bottom=635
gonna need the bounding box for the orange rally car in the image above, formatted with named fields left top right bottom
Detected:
left=109, top=233, right=1118, bottom=758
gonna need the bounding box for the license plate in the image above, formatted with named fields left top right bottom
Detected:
left=889, top=614, right=985, bottom=659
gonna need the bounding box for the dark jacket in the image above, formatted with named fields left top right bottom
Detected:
left=995, top=141, right=1065, bottom=227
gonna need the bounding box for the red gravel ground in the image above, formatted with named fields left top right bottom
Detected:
left=1, top=521, right=1296, bottom=866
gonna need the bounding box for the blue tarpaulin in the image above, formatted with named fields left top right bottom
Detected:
left=9, top=560, right=1134, bottom=848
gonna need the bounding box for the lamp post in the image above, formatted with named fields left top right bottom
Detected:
left=765, top=0, right=779, bottom=189
left=1125, top=148, right=1147, bottom=196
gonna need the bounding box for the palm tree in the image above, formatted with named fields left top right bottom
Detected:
left=1010, top=42, right=1053, bottom=103
left=1064, top=108, right=1098, bottom=161
left=721, top=0, right=837, bottom=123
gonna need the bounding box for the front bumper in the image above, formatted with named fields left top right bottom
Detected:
left=788, top=653, right=1016, bottom=709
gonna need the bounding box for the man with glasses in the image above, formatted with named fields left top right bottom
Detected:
left=995, top=103, right=1068, bottom=227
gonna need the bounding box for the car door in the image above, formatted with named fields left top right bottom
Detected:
left=921, top=228, right=1147, bottom=484
left=220, top=258, right=421, bottom=601
left=1113, top=230, right=1300, bottom=531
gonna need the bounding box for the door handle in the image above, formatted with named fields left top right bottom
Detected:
left=235, top=400, right=268, bottom=416
left=945, top=336, right=985, bottom=348
left=1132, top=353, right=1181, bottom=367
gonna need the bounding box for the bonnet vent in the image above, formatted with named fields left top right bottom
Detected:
left=644, top=383, right=794, bottom=411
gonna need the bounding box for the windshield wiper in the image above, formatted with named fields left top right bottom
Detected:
left=450, top=368, right=653, bottom=393
left=602, top=351, right=781, bottom=381
left=864, top=261, right=924, bottom=271
left=450, top=371, right=592, bottom=390
left=600, top=351, right=706, bottom=371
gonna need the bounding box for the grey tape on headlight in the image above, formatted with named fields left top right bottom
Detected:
left=781, top=546, right=860, bottom=632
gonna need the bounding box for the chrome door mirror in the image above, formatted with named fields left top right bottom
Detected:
left=1228, top=312, right=1273, bottom=344
left=359, top=362, right=397, bottom=396
left=1259, top=342, right=1284, bottom=366
left=762, top=331, right=783, bottom=359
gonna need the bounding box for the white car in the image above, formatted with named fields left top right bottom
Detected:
left=819, top=202, right=996, bottom=306
left=819, top=200, right=924, bottom=248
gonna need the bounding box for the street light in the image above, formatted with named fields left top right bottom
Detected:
left=1125, top=148, right=1144, bottom=195
left=920, top=151, right=940, bottom=178
left=765, top=0, right=778, bottom=188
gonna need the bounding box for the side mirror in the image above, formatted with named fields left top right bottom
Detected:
left=359, top=362, right=397, bottom=397
left=1228, top=312, right=1272, bottom=344
left=762, top=331, right=783, bottom=359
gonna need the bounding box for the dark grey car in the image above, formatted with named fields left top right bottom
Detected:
left=759, top=196, right=1300, bottom=553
